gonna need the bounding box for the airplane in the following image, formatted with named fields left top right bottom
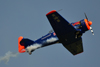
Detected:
left=18, top=10, right=94, bottom=55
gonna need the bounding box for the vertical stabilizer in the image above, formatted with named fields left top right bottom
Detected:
left=18, top=36, right=26, bottom=53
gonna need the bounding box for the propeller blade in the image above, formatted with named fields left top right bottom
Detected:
left=84, top=13, right=88, bottom=21
left=90, top=27, right=94, bottom=35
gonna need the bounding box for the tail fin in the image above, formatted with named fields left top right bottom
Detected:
left=18, top=36, right=34, bottom=53
left=18, top=36, right=26, bottom=53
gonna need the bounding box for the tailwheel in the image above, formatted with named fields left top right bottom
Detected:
left=29, top=52, right=32, bottom=55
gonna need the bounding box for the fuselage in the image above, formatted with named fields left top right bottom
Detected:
left=18, top=19, right=92, bottom=54
left=27, top=19, right=91, bottom=51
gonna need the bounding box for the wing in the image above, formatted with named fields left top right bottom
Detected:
left=46, top=10, right=83, bottom=55
left=63, top=37, right=83, bottom=55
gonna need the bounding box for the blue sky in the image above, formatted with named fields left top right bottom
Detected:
left=0, top=0, right=100, bottom=67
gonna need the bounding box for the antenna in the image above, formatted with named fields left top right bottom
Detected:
left=57, top=9, right=63, bottom=12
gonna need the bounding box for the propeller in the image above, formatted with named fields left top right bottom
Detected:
left=90, top=27, right=94, bottom=35
left=84, top=13, right=94, bottom=35
left=84, top=13, right=88, bottom=21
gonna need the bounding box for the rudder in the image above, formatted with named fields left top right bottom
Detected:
left=18, top=36, right=34, bottom=53
left=18, top=36, right=26, bottom=53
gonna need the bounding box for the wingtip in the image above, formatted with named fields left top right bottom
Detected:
left=46, top=10, right=56, bottom=16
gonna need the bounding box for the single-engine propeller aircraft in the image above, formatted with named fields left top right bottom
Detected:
left=18, top=10, right=94, bottom=55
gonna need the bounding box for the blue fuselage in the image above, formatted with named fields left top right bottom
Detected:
left=34, top=32, right=59, bottom=48
left=24, top=19, right=90, bottom=54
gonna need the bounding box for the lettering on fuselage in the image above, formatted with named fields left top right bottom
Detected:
left=41, top=34, right=51, bottom=40
left=52, top=14, right=60, bottom=22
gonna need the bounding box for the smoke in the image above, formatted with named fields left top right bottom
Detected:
left=0, top=51, right=19, bottom=64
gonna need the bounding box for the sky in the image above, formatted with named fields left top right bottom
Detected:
left=0, top=0, right=100, bottom=67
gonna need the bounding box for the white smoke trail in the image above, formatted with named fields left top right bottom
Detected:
left=0, top=51, right=19, bottom=64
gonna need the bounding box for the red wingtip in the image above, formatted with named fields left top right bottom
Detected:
left=18, top=36, right=26, bottom=53
left=46, top=10, right=56, bottom=16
